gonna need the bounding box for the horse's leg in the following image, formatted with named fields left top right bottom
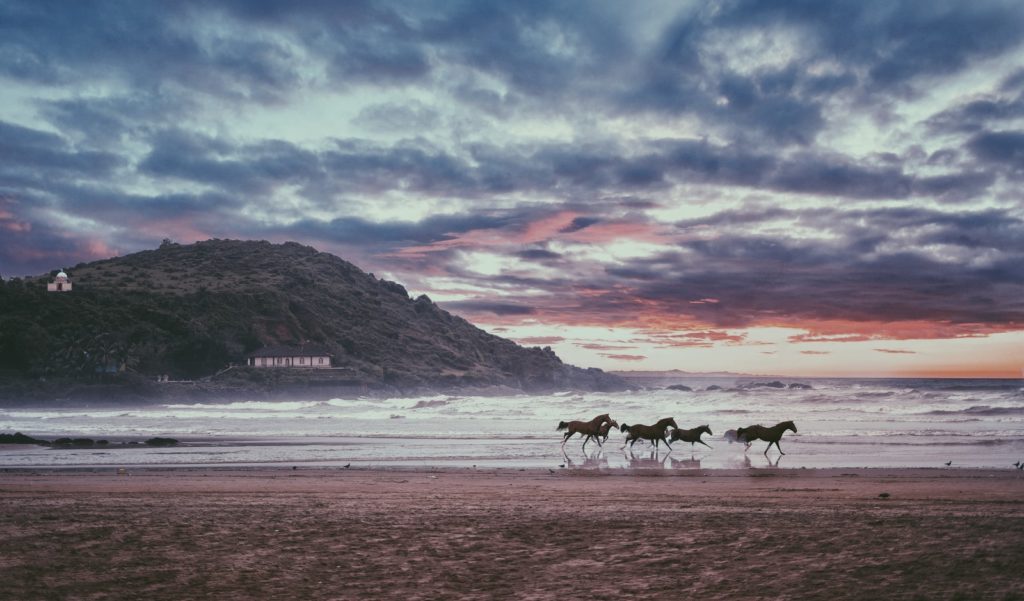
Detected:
left=776, top=440, right=785, bottom=455
left=663, top=437, right=672, bottom=450
left=699, top=440, right=713, bottom=449
left=764, top=441, right=772, bottom=456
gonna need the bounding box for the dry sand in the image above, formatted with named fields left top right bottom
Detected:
left=1, top=467, right=1023, bottom=600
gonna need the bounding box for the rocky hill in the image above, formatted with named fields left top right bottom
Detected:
left=0, top=239, right=628, bottom=400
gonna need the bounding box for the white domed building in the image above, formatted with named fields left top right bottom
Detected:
left=47, top=270, right=72, bottom=292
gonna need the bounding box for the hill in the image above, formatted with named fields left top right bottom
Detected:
left=0, top=240, right=628, bottom=400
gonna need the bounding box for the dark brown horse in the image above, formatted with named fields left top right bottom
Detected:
left=736, top=421, right=797, bottom=456
left=668, top=424, right=713, bottom=448
left=619, top=417, right=678, bottom=450
left=582, top=419, right=619, bottom=448
left=557, top=414, right=611, bottom=450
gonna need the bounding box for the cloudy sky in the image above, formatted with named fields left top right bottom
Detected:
left=2, top=0, right=1023, bottom=377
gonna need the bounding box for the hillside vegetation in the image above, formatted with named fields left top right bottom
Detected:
left=0, top=239, right=626, bottom=398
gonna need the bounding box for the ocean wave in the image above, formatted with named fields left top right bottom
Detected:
left=923, top=405, right=1024, bottom=417
left=165, top=401, right=324, bottom=412
left=409, top=399, right=450, bottom=409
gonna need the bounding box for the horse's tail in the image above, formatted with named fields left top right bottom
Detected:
left=556, top=421, right=568, bottom=431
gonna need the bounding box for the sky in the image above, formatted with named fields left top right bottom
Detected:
left=1, top=0, right=1023, bottom=378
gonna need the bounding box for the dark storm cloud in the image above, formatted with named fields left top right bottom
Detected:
left=925, top=94, right=1024, bottom=134
left=559, top=217, right=601, bottom=233
left=625, top=1, right=1024, bottom=143
left=0, top=120, right=123, bottom=176
left=419, top=1, right=630, bottom=99
left=516, top=249, right=562, bottom=261
left=0, top=1, right=300, bottom=103
left=620, top=208, right=1024, bottom=330
left=656, top=139, right=991, bottom=201
left=274, top=213, right=515, bottom=246
left=967, top=131, right=1024, bottom=171
left=436, top=205, right=1024, bottom=336
left=138, top=129, right=324, bottom=194
left=439, top=300, right=536, bottom=316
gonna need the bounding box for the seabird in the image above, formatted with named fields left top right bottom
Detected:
left=944, top=461, right=952, bottom=466
left=343, top=463, right=351, bottom=469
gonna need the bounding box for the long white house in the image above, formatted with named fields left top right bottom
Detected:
left=246, top=344, right=332, bottom=368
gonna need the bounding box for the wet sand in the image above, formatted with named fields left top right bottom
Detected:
left=2, top=467, right=1023, bottom=600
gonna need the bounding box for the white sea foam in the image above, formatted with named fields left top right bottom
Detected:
left=1, top=378, right=1022, bottom=468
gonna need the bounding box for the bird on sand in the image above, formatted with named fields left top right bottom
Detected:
left=548, top=469, right=555, bottom=474
left=944, top=461, right=952, bottom=466
left=559, top=463, right=565, bottom=468
left=343, top=463, right=351, bottom=469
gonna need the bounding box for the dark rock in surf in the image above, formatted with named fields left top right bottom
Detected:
left=666, top=384, right=693, bottom=392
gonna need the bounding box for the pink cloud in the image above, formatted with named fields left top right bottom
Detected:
left=601, top=353, right=647, bottom=361
left=516, top=336, right=565, bottom=346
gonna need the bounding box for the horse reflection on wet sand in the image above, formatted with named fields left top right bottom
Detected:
left=561, top=448, right=608, bottom=469
left=556, top=414, right=611, bottom=451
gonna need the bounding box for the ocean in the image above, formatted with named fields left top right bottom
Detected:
left=2, top=378, right=1023, bottom=470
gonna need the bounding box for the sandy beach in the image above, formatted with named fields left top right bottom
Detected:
left=2, top=467, right=1023, bottom=600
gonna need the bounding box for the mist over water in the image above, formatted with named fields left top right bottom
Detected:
left=2, top=378, right=1023, bottom=469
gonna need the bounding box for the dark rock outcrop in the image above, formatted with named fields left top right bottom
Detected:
left=742, top=381, right=786, bottom=389
left=0, top=432, right=48, bottom=445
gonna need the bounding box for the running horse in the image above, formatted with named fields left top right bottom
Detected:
left=736, top=421, right=798, bottom=456
left=620, top=417, right=678, bottom=450
left=668, top=424, right=713, bottom=449
left=557, top=414, right=612, bottom=450
left=582, top=419, right=619, bottom=448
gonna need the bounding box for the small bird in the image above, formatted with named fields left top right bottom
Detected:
left=1014, top=461, right=1020, bottom=468
left=548, top=468, right=555, bottom=474
left=944, top=461, right=952, bottom=467
left=558, top=463, right=565, bottom=468
left=343, top=463, right=351, bottom=469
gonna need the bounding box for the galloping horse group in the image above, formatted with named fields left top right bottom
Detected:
left=557, top=414, right=797, bottom=456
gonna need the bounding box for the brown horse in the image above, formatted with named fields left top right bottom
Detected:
left=736, top=421, right=797, bottom=456
left=582, top=419, right=619, bottom=448
left=557, top=413, right=611, bottom=450
left=620, top=417, right=678, bottom=450
left=668, top=424, right=713, bottom=448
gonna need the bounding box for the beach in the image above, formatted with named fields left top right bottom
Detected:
left=2, top=466, right=1023, bottom=600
